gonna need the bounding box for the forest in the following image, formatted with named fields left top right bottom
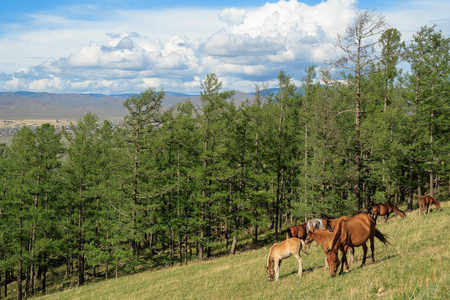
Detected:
left=0, top=11, right=449, bottom=299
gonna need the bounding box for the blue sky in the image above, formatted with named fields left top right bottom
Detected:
left=1, top=0, right=449, bottom=94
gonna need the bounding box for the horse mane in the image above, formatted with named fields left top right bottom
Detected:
left=389, top=203, right=407, bottom=218
left=330, top=219, right=345, bottom=252
left=429, top=196, right=441, bottom=209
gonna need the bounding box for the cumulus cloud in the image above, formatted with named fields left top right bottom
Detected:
left=0, top=0, right=448, bottom=94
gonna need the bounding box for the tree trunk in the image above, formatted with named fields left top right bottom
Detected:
left=230, top=236, right=237, bottom=255
left=408, top=158, right=414, bottom=210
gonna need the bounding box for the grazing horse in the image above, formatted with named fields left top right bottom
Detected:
left=327, top=213, right=390, bottom=277
left=418, top=196, right=441, bottom=215
left=305, top=227, right=354, bottom=270
left=306, top=218, right=324, bottom=232
left=286, top=223, right=308, bottom=240
left=371, top=203, right=406, bottom=222
left=322, top=216, right=350, bottom=232
left=265, top=238, right=308, bottom=281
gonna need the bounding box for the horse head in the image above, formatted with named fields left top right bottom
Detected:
left=265, top=265, right=275, bottom=281
left=327, top=249, right=340, bottom=278
left=370, top=205, right=377, bottom=217
left=434, top=199, right=441, bottom=210
left=305, top=227, right=315, bottom=244
left=323, top=219, right=332, bottom=231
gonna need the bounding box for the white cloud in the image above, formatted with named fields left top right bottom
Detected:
left=0, top=0, right=448, bottom=94
left=29, top=76, right=62, bottom=92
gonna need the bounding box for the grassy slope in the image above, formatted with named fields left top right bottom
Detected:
left=38, top=202, right=449, bottom=300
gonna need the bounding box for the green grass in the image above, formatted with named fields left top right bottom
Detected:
left=36, top=202, right=449, bottom=299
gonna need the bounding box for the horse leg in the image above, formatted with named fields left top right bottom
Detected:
left=338, top=249, right=347, bottom=274
left=324, top=255, right=329, bottom=270
left=348, top=247, right=354, bottom=264
left=274, top=259, right=280, bottom=281
left=370, top=235, right=375, bottom=263
left=360, top=243, right=368, bottom=267
left=342, top=246, right=349, bottom=273
left=384, top=214, right=389, bottom=223
left=293, top=253, right=303, bottom=277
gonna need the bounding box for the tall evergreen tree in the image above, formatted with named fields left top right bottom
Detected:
left=120, top=88, right=163, bottom=256
left=195, top=73, right=234, bottom=260
left=63, top=113, right=103, bottom=286
left=7, top=126, right=37, bottom=299
left=328, top=10, right=388, bottom=211
left=403, top=25, right=450, bottom=208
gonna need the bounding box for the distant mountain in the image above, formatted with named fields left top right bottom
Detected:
left=0, top=91, right=254, bottom=120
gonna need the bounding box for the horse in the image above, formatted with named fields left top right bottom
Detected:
left=418, top=196, right=441, bottom=215
left=305, top=227, right=354, bottom=270
left=306, top=218, right=324, bottom=232
left=286, top=223, right=308, bottom=240
left=322, top=216, right=350, bottom=232
left=265, top=238, right=308, bottom=281
left=327, top=213, right=390, bottom=277
left=371, top=203, right=406, bottom=222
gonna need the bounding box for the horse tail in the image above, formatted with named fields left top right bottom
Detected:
left=286, top=228, right=293, bottom=239
left=391, top=204, right=407, bottom=218
left=374, top=228, right=390, bottom=246
left=299, top=239, right=308, bottom=255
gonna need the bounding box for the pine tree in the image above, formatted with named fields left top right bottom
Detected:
left=7, top=126, right=37, bottom=299
left=403, top=25, right=450, bottom=208
left=195, top=73, right=234, bottom=260
left=121, top=88, right=163, bottom=257
left=62, top=113, right=103, bottom=286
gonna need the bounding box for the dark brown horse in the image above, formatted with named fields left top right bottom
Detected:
left=286, top=223, right=307, bottom=240
left=371, top=203, right=406, bottom=222
left=418, top=196, right=441, bottom=215
left=322, top=216, right=350, bottom=232
left=327, top=213, right=390, bottom=277
left=305, top=227, right=354, bottom=269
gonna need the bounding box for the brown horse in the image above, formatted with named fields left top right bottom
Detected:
left=265, top=238, right=308, bottom=281
left=305, top=227, right=354, bottom=269
left=322, top=216, right=350, bottom=231
left=371, top=203, right=406, bottom=222
left=286, top=223, right=307, bottom=240
left=418, top=196, right=441, bottom=215
left=327, top=213, right=390, bottom=277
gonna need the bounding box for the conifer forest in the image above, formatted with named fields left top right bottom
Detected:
left=0, top=12, right=449, bottom=298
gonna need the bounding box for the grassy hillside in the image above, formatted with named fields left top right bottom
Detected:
left=36, top=202, right=449, bottom=300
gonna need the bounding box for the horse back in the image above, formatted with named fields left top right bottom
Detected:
left=325, top=216, right=350, bottom=231
left=288, top=224, right=307, bottom=239
left=272, top=238, right=301, bottom=259
left=341, top=214, right=374, bottom=247
left=379, top=204, right=391, bottom=214
left=310, top=229, right=335, bottom=251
